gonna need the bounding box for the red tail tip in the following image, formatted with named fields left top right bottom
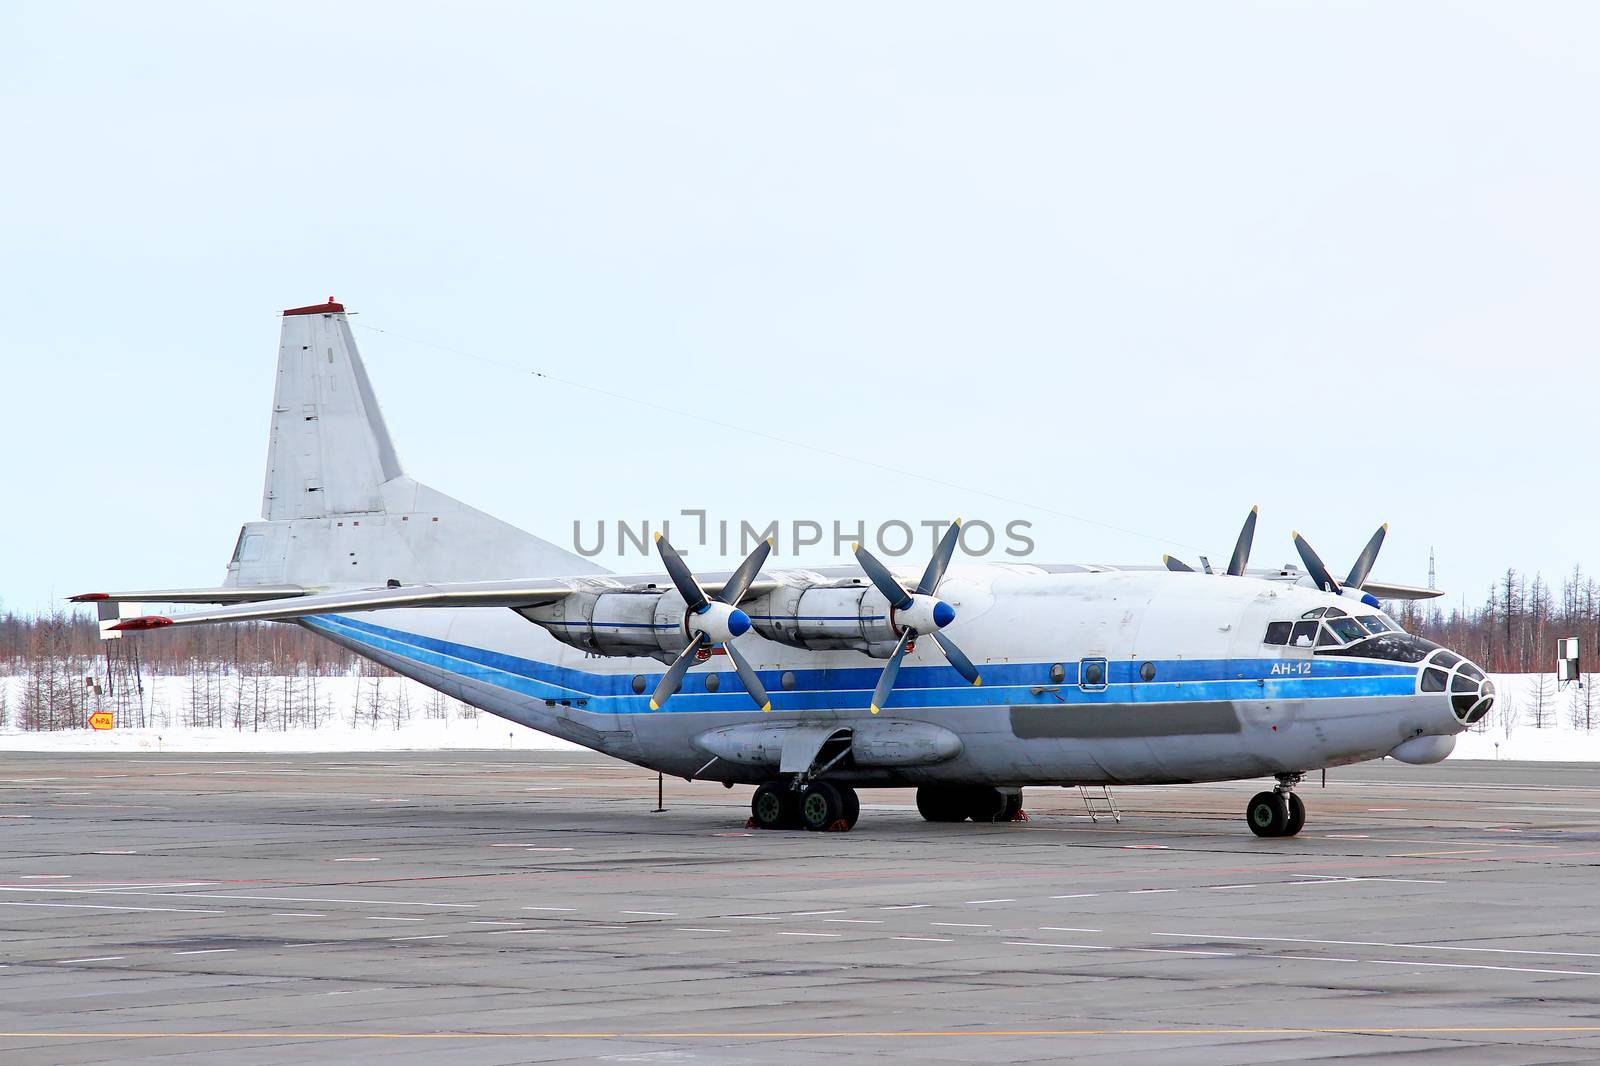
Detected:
left=283, top=299, right=346, bottom=316
left=70, top=592, right=110, bottom=602
left=110, top=616, right=173, bottom=631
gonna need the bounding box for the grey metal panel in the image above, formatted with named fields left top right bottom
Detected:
left=1009, top=702, right=1242, bottom=739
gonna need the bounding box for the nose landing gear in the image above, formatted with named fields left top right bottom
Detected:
left=1246, top=773, right=1306, bottom=837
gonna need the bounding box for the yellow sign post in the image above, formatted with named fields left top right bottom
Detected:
left=89, top=711, right=114, bottom=731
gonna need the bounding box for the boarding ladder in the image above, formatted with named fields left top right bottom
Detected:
left=1078, top=786, right=1121, bottom=823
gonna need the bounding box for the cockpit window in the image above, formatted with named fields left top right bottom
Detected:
left=1357, top=616, right=1389, bottom=634
left=1315, top=632, right=1440, bottom=663
left=1327, top=617, right=1367, bottom=644
left=1316, top=624, right=1341, bottom=647
left=1264, top=621, right=1292, bottom=646
left=1290, top=620, right=1319, bottom=648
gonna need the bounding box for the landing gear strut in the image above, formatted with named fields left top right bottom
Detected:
left=1246, top=773, right=1306, bottom=838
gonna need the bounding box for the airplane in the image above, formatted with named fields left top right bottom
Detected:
left=74, top=297, right=1492, bottom=838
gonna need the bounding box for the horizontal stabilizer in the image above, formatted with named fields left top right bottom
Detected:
left=108, top=579, right=578, bottom=630
left=70, top=586, right=310, bottom=605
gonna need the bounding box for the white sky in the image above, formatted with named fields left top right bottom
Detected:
left=2, top=2, right=1597, bottom=613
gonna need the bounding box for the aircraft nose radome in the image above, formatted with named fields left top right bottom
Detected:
left=932, top=600, right=956, bottom=629
left=726, top=608, right=751, bottom=639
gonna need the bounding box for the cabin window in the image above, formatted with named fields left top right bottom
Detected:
left=1049, top=663, right=1066, bottom=684
left=1080, top=658, right=1107, bottom=690
left=781, top=671, right=797, bottom=691
left=631, top=675, right=647, bottom=695
left=704, top=673, right=720, bottom=692
left=1264, top=621, right=1292, bottom=645
left=1139, top=661, right=1157, bottom=682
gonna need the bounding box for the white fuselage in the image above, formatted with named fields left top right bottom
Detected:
left=301, top=565, right=1476, bottom=787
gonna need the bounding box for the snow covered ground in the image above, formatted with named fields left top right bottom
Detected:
left=0, top=671, right=1594, bottom=760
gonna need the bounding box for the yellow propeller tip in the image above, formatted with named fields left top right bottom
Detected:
left=648, top=700, right=660, bottom=711
left=974, top=677, right=982, bottom=687
left=760, top=702, right=772, bottom=713
left=1250, top=504, right=1259, bottom=514
left=1161, top=554, right=1170, bottom=563
left=766, top=537, right=775, bottom=547
left=869, top=704, right=880, bottom=715
left=653, top=532, right=663, bottom=542
left=1291, top=530, right=1300, bottom=539
left=851, top=542, right=861, bottom=552
left=1381, top=522, right=1390, bottom=531
left=954, top=516, right=962, bottom=525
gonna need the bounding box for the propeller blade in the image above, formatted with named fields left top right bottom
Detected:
left=915, top=519, right=962, bottom=597
left=722, top=640, right=772, bottom=712
left=869, top=630, right=914, bottom=715
left=931, top=630, right=981, bottom=685
left=853, top=543, right=913, bottom=610
left=1227, top=506, right=1258, bottom=577
left=1345, top=523, right=1388, bottom=589
left=1163, top=554, right=1196, bottom=573
left=1292, top=532, right=1341, bottom=594
left=649, top=632, right=706, bottom=710
left=655, top=533, right=708, bottom=613
left=717, top=537, right=773, bottom=605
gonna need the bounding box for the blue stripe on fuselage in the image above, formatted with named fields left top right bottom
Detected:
left=303, top=615, right=1419, bottom=715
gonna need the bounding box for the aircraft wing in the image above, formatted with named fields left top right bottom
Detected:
left=1361, top=580, right=1443, bottom=601
left=99, top=579, right=578, bottom=631
left=69, top=586, right=311, bottom=605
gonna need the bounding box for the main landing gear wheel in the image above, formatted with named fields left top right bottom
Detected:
left=916, top=786, right=969, bottom=823
left=800, top=781, right=844, bottom=832
left=1246, top=789, right=1306, bottom=837
left=837, top=785, right=860, bottom=831
left=751, top=781, right=800, bottom=830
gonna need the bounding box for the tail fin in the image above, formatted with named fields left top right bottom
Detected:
left=223, top=299, right=603, bottom=589
left=262, top=298, right=402, bottom=520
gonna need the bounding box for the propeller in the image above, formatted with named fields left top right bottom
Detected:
left=1164, top=506, right=1258, bottom=578
left=852, top=519, right=981, bottom=715
left=1292, top=524, right=1388, bottom=608
left=649, top=533, right=772, bottom=712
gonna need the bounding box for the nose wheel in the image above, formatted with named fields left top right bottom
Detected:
left=1246, top=774, right=1306, bottom=837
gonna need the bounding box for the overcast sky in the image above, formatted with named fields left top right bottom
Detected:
left=2, top=2, right=1597, bottom=614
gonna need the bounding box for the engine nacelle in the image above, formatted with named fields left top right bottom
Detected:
left=520, top=587, right=684, bottom=660
left=743, top=581, right=900, bottom=655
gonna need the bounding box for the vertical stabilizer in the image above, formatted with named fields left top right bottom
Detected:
left=264, top=299, right=402, bottom=520
left=225, top=299, right=603, bottom=589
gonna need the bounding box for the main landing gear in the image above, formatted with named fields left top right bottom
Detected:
left=916, top=785, right=1026, bottom=824
left=1246, top=773, right=1306, bottom=838
left=749, top=779, right=860, bottom=832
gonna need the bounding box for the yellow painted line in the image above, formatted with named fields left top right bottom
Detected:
left=5, top=1027, right=1600, bottom=1040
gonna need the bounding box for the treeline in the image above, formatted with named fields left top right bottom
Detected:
left=1398, top=565, right=1598, bottom=674
left=0, top=611, right=477, bottom=732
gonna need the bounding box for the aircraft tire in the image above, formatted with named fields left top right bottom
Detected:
left=916, top=786, right=968, bottom=823
left=837, top=785, right=860, bottom=831
left=751, top=781, right=800, bottom=830
left=799, top=781, right=844, bottom=832
left=1284, top=793, right=1306, bottom=836
left=1000, top=791, right=1024, bottom=822
left=1246, top=791, right=1289, bottom=837
left=965, top=786, right=1010, bottom=823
